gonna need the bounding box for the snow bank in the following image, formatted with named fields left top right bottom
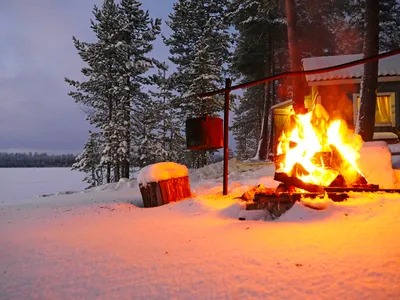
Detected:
left=189, top=158, right=271, bottom=181
left=137, top=162, right=188, bottom=185
left=357, top=141, right=397, bottom=188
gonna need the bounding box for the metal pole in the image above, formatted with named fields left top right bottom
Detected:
left=223, top=78, right=231, bottom=196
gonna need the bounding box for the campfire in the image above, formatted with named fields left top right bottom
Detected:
left=273, top=103, right=371, bottom=193
left=241, top=103, right=390, bottom=219
left=240, top=103, right=400, bottom=220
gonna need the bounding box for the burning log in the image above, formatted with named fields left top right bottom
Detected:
left=274, top=172, right=324, bottom=193
left=274, top=151, right=332, bottom=170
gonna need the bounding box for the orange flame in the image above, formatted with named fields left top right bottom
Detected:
left=277, top=104, right=364, bottom=187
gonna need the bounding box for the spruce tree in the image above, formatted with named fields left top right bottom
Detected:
left=232, top=87, right=263, bottom=160
left=66, top=0, right=161, bottom=184
left=229, top=0, right=286, bottom=160
left=72, top=131, right=104, bottom=187
left=165, top=0, right=231, bottom=168
left=149, top=69, right=186, bottom=163
left=345, top=0, right=400, bottom=53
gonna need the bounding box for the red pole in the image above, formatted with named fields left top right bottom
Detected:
left=223, top=78, right=231, bottom=195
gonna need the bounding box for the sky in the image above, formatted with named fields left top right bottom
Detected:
left=0, top=0, right=174, bottom=154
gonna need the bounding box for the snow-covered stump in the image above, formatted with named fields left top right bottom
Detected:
left=137, top=162, right=191, bottom=208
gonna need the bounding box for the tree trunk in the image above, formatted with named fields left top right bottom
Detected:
left=114, top=163, right=120, bottom=182
left=285, top=0, right=305, bottom=114
left=123, top=72, right=131, bottom=179
left=107, top=164, right=111, bottom=183
left=123, top=108, right=130, bottom=178
left=356, top=0, right=380, bottom=141
left=257, top=31, right=273, bottom=160
left=258, top=33, right=277, bottom=160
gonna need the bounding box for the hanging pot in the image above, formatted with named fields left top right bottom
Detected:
left=185, top=116, right=223, bottom=150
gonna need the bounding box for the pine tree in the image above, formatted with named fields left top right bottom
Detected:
left=229, top=0, right=287, bottom=160
left=72, top=131, right=104, bottom=187
left=165, top=0, right=231, bottom=168
left=66, top=0, right=161, bottom=184
left=149, top=68, right=186, bottom=163
left=344, top=0, right=400, bottom=53
left=118, top=0, right=162, bottom=177
left=231, top=87, right=263, bottom=160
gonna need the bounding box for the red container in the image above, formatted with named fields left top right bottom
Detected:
left=185, top=116, right=224, bottom=150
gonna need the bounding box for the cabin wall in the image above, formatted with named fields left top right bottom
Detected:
left=315, top=81, right=400, bottom=132
left=317, top=84, right=358, bottom=128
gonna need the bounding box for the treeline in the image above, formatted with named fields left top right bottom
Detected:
left=0, top=153, right=76, bottom=168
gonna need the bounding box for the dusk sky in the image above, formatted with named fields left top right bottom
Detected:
left=0, top=0, right=174, bottom=153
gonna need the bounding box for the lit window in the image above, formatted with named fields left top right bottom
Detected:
left=353, top=93, right=395, bottom=127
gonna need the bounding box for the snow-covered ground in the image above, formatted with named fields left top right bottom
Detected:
left=0, top=168, right=87, bottom=206
left=1, top=158, right=400, bottom=299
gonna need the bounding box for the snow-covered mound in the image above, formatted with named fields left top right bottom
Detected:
left=189, top=158, right=273, bottom=180
left=358, top=141, right=398, bottom=188
left=85, top=178, right=138, bottom=192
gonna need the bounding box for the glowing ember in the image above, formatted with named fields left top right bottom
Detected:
left=276, top=104, right=364, bottom=187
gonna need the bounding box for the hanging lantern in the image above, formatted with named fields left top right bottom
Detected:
left=185, top=116, right=223, bottom=150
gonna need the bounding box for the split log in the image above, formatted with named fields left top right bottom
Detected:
left=139, top=176, right=191, bottom=208
left=329, top=174, right=346, bottom=187
left=239, top=184, right=275, bottom=202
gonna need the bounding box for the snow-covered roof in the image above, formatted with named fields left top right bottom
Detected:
left=302, top=53, right=400, bottom=82
left=270, top=99, right=293, bottom=110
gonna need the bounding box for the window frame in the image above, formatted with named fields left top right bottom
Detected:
left=353, top=92, right=396, bottom=127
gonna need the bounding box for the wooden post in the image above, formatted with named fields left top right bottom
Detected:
left=223, top=78, right=231, bottom=196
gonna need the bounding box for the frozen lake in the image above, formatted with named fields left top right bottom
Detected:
left=0, top=168, right=87, bottom=205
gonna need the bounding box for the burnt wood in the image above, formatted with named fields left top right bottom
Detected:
left=139, top=176, right=191, bottom=208
left=246, top=192, right=349, bottom=219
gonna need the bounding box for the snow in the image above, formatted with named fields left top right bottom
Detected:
left=388, top=143, right=400, bottom=154
left=137, top=162, right=188, bottom=185
left=357, top=141, right=398, bottom=189
left=1, top=160, right=400, bottom=299
left=0, top=168, right=87, bottom=206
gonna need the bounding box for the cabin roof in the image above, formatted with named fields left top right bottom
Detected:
left=302, top=53, right=400, bottom=82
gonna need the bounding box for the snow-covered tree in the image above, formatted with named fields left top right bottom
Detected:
left=66, top=0, right=161, bottom=184
left=343, top=0, right=400, bottom=53
left=149, top=69, right=186, bottom=163
left=229, top=0, right=286, bottom=160
left=72, top=131, right=104, bottom=187
left=165, top=0, right=231, bottom=168
left=231, top=87, right=263, bottom=160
